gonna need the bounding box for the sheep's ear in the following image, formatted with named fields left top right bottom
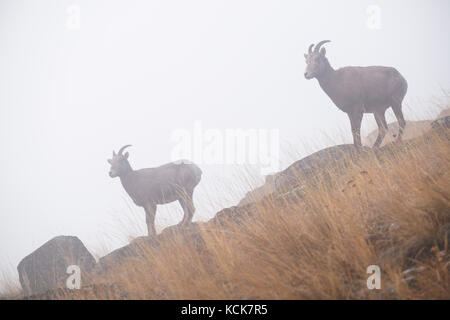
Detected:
left=304, top=53, right=308, bottom=59
left=107, top=159, right=112, bottom=164
left=320, top=47, right=326, bottom=56
left=124, top=152, right=129, bottom=159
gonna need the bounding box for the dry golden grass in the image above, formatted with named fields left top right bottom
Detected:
left=47, top=127, right=447, bottom=300
left=0, top=270, right=22, bottom=300
left=5, top=122, right=449, bottom=300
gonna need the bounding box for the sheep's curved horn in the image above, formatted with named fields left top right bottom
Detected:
left=308, top=44, right=314, bottom=54
left=118, top=145, right=132, bottom=155
left=314, top=40, right=331, bottom=53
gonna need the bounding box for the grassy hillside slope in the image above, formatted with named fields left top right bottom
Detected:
left=32, top=126, right=449, bottom=300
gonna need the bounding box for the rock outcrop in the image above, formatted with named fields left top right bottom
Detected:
left=431, top=115, right=450, bottom=130
left=238, top=144, right=369, bottom=206
left=97, top=224, right=207, bottom=273
left=364, top=108, right=450, bottom=147
left=436, top=107, right=450, bottom=119
left=17, top=236, right=96, bottom=297
left=364, top=120, right=432, bottom=147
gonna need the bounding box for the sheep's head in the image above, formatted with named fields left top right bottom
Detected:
left=107, top=145, right=132, bottom=178
left=304, top=40, right=330, bottom=79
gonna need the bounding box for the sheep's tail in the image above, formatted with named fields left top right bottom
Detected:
left=191, top=163, right=202, bottom=186
left=174, top=159, right=202, bottom=188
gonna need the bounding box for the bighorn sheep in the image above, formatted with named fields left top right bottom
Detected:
left=107, top=145, right=202, bottom=237
left=304, top=40, right=408, bottom=147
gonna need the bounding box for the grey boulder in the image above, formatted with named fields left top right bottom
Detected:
left=17, top=235, right=96, bottom=297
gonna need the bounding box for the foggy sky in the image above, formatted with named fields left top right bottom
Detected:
left=1, top=0, right=449, bottom=283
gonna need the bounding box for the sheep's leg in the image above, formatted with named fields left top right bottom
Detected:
left=179, top=191, right=195, bottom=226
left=144, top=204, right=157, bottom=237
left=392, top=104, right=406, bottom=141
left=349, top=111, right=363, bottom=147
left=373, top=110, right=388, bottom=148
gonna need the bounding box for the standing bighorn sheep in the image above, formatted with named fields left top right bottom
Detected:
left=108, top=145, right=202, bottom=237
left=304, top=40, right=408, bottom=147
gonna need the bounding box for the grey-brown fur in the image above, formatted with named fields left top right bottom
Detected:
left=304, top=40, right=408, bottom=147
left=108, top=145, right=202, bottom=237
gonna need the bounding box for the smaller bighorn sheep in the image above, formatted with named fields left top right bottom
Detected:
left=108, top=145, right=202, bottom=237
left=304, top=40, right=408, bottom=147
